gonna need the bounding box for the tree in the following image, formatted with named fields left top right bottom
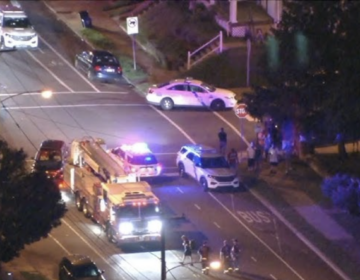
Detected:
left=243, top=0, right=360, bottom=154
left=0, top=140, right=67, bottom=263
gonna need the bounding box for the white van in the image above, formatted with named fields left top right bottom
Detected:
left=0, top=5, right=38, bottom=49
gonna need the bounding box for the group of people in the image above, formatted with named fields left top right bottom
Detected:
left=219, top=126, right=295, bottom=175
left=181, top=235, right=241, bottom=275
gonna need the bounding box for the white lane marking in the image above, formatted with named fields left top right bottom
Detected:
left=213, top=222, right=221, bottom=229
left=37, top=47, right=45, bottom=54
left=251, top=256, right=257, bottom=262
left=177, top=187, right=184, bottom=194
left=2, top=103, right=148, bottom=110
left=49, top=233, right=71, bottom=255
left=194, top=204, right=201, bottom=210
left=25, top=50, right=74, bottom=93
left=270, top=274, right=277, bottom=280
left=213, top=112, right=250, bottom=146
left=211, top=194, right=305, bottom=279
left=61, top=218, right=113, bottom=267
left=0, top=91, right=128, bottom=97
left=38, top=35, right=101, bottom=93
left=149, top=105, right=196, bottom=143
left=161, top=172, right=178, bottom=177
left=153, top=152, right=177, bottom=155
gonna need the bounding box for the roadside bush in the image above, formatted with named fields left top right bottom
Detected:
left=321, top=174, right=360, bottom=215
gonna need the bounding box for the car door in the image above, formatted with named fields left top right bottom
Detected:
left=76, top=51, right=89, bottom=71
left=184, top=152, right=196, bottom=178
left=164, top=83, right=193, bottom=106
left=188, top=84, right=211, bottom=107
left=192, top=155, right=202, bottom=180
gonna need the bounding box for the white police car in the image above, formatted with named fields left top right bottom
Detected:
left=146, top=77, right=237, bottom=111
left=176, top=144, right=239, bottom=191
left=108, top=143, right=162, bottom=178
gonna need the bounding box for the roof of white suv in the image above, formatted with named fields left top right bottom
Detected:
left=180, top=144, right=221, bottom=158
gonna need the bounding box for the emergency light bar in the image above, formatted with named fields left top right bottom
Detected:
left=121, top=142, right=151, bottom=154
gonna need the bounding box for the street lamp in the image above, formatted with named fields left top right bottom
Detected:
left=0, top=89, right=53, bottom=105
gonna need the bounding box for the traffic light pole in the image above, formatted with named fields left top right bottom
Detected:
left=161, top=218, right=166, bottom=280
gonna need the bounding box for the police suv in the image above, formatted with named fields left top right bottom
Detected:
left=0, top=6, right=38, bottom=49
left=108, top=143, right=162, bottom=178
left=176, top=144, right=240, bottom=191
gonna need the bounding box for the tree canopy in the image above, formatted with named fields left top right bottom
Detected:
left=0, top=140, right=67, bottom=263
left=244, top=0, right=360, bottom=143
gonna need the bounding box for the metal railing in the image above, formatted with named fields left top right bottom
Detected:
left=187, top=31, right=223, bottom=70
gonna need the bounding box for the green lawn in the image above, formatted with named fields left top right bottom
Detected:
left=20, top=272, right=48, bottom=280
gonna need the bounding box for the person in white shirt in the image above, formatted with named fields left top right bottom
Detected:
left=268, top=144, right=279, bottom=174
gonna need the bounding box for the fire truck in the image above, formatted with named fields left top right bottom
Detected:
left=70, top=137, right=136, bottom=183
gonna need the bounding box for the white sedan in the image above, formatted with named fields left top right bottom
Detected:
left=146, top=78, right=237, bottom=110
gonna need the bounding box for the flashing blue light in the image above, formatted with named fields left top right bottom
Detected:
left=145, top=156, right=153, bottom=161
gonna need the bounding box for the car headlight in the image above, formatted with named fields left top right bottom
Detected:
left=119, top=222, right=133, bottom=234
left=148, top=220, right=162, bottom=233
left=207, top=174, right=215, bottom=179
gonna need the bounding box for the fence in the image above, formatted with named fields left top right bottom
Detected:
left=187, top=31, right=223, bottom=70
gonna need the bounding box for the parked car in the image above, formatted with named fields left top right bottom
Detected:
left=59, top=254, right=105, bottom=280
left=32, top=139, right=67, bottom=188
left=176, top=144, right=240, bottom=191
left=146, top=77, right=237, bottom=111
left=74, top=50, right=122, bottom=82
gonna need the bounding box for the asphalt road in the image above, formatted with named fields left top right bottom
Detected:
left=0, top=2, right=348, bottom=280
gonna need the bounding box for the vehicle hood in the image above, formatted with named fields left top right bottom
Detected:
left=213, top=88, right=236, bottom=98
left=2, top=27, right=36, bottom=35
left=204, top=168, right=236, bottom=177
left=34, top=161, right=62, bottom=172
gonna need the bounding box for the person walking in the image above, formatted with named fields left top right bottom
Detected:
left=268, top=144, right=279, bottom=174
left=231, top=239, right=241, bottom=272
left=198, top=241, right=211, bottom=275
left=246, top=142, right=255, bottom=171
left=220, top=240, right=233, bottom=274
left=227, top=148, right=239, bottom=170
left=218, top=128, right=227, bottom=155
left=181, top=235, right=193, bottom=265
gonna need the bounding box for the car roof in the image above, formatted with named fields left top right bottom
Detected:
left=181, top=144, right=221, bottom=157
left=92, top=50, right=114, bottom=57
left=65, top=254, right=94, bottom=266
left=170, top=78, right=203, bottom=85
left=40, top=140, right=65, bottom=150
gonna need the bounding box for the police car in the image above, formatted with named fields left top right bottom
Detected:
left=176, top=144, right=240, bottom=191
left=146, top=77, right=237, bottom=111
left=108, top=143, right=162, bottom=178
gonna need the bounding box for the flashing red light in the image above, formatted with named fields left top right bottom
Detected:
left=94, top=65, right=102, bottom=71
left=148, top=89, right=154, bottom=94
left=117, top=66, right=122, bottom=73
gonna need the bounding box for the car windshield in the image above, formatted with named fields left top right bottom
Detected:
left=128, top=154, right=158, bottom=165
left=37, top=149, right=62, bottom=162
left=72, top=263, right=100, bottom=278
left=115, top=204, right=160, bottom=219
left=3, top=17, right=31, bottom=28
left=201, top=82, right=216, bottom=92
left=94, top=55, right=118, bottom=65
left=200, top=156, right=229, bottom=168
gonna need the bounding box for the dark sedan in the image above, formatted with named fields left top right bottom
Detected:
left=75, top=50, right=122, bottom=82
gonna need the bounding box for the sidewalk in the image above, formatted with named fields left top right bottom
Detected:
left=6, top=1, right=360, bottom=280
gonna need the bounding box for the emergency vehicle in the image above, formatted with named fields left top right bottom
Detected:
left=0, top=5, right=38, bottom=49
left=108, top=142, right=162, bottom=178
left=70, top=137, right=136, bottom=183
left=64, top=164, right=162, bottom=245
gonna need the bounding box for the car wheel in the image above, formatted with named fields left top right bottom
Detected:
left=106, top=224, right=115, bottom=243
left=200, top=177, right=209, bottom=192
left=210, top=99, right=225, bottom=111
left=87, top=70, right=94, bottom=81
left=160, top=98, right=174, bottom=110
left=75, top=194, right=83, bottom=211
left=178, top=163, right=186, bottom=178
left=82, top=200, right=90, bottom=218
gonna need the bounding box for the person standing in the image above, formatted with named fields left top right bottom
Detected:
left=231, top=239, right=241, bottom=272
left=268, top=144, right=279, bottom=174
left=220, top=240, right=233, bottom=274
left=246, top=142, right=255, bottom=171
left=227, top=148, right=239, bottom=170
left=181, top=235, right=193, bottom=265
left=218, top=128, right=227, bottom=155
left=198, top=241, right=211, bottom=275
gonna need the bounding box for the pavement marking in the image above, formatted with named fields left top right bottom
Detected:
left=161, top=172, right=178, bottom=177
left=2, top=103, right=148, bottom=110
left=37, top=35, right=101, bottom=93
left=237, top=210, right=271, bottom=224
left=213, top=222, right=221, bottom=229
left=37, top=47, right=45, bottom=54
left=25, top=50, right=74, bottom=93
left=270, top=274, right=277, bottom=280
left=194, top=204, right=201, bottom=210
left=177, top=187, right=184, bottom=194
left=49, top=233, right=71, bottom=255
left=251, top=256, right=257, bottom=262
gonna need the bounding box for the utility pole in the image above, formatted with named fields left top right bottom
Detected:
left=161, top=217, right=166, bottom=280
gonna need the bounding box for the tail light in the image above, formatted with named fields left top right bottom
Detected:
left=117, top=66, right=122, bottom=73
left=148, top=88, right=154, bottom=94
left=94, top=65, right=102, bottom=71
